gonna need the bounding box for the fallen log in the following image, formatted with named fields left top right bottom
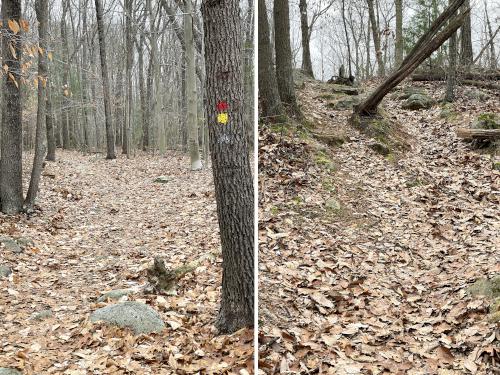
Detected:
left=462, top=80, right=500, bottom=91
left=412, top=71, right=500, bottom=81
left=456, top=128, right=500, bottom=139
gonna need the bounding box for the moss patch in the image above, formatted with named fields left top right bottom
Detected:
left=315, top=150, right=336, bottom=171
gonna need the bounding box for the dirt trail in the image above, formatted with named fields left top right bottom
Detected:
left=259, top=80, right=499, bottom=374
left=0, top=151, right=253, bottom=374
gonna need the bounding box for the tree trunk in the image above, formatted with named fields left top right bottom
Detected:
left=94, top=0, right=116, bottom=159
left=45, top=82, right=56, bottom=161
left=445, top=0, right=458, bottom=102
left=459, top=0, right=473, bottom=67
left=25, top=0, right=49, bottom=209
left=299, top=0, right=314, bottom=78
left=341, top=0, right=352, bottom=77
left=0, top=0, right=23, bottom=214
left=61, top=0, right=71, bottom=149
left=274, top=0, right=301, bottom=117
left=367, top=0, right=384, bottom=76
left=356, top=8, right=468, bottom=115
left=201, top=0, right=254, bottom=334
left=258, top=0, right=283, bottom=120
left=484, top=2, right=496, bottom=70
left=138, top=33, right=147, bottom=151
left=185, top=0, right=201, bottom=170
left=395, top=0, right=403, bottom=67
left=124, top=0, right=133, bottom=157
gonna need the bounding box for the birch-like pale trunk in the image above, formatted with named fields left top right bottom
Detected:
left=185, top=0, right=201, bottom=170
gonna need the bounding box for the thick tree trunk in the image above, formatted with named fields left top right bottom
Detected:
left=138, top=33, right=147, bottom=151
left=445, top=0, right=458, bottom=102
left=274, top=0, right=301, bottom=117
left=460, top=0, right=473, bottom=66
left=299, top=0, right=314, bottom=78
left=258, top=0, right=283, bottom=120
left=395, top=0, right=403, bottom=67
left=367, top=0, right=384, bottom=76
left=0, top=0, right=23, bottom=214
left=185, top=0, right=201, bottom=170
left=25, top=0, right=49, bottom=209
left=94, top=0, right=116, bottom=159
left=201, top=0, right=254, bottom=334
left=356, top=8, right=468, bottom=115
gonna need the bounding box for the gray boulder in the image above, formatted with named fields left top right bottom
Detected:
left=402, top=93, right=435, bottom=110
left=90, top=301, right=165, bottom=334
left=330, top=84, right=360, bottom=96
left=0, top=368, right=22, bottom=375
left=32, top=309, right=53, bottom=320
left=329, top=96, right=361, bottom=110
left=0, top=237, right=22, bottom=254
left=0, top=265, right=12, bottom=278
left=394, top=86, right=426, bottom=100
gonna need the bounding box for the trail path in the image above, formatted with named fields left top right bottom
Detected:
left=259, top=79, right=499, bottom=374
left=0, top=151, right=253, bottom=374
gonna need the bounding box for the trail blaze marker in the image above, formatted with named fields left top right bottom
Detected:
left=216, top=101, right=229, bottom=125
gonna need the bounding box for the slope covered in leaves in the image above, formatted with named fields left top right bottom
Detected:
left=258, top=79, right=499, bottom=374
left=0, top=151, right=253, bottom=374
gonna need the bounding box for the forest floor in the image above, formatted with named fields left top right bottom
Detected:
left=258, top=77, right=499, bottom=374
left=0, top=151, right=253, bottom=374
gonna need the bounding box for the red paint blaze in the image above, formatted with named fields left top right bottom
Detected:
left=216, top=101, right=228, bottom=111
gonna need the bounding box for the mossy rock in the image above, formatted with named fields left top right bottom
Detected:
left=315, top=151, right=336, bottom=171
left=439, top=104, right=458, bottom=120
left=0, top=369, right=22, bottom=375
left=312, top=132, right=346, bottom=147
left=467, top=276, right=500, bottom=299
left=325, top=198, right=341, bottom=212
left=350, top=110, right=411, bottom=155
left=90, top=301, right=165, bottom=334
left=0, top=265, right=12, bottom=278
left=394, top=86, right=426, bottom=100
left=472, top=113, right=500, bottom=130
left=329, top=84, right=360, bottom=96
left=0, top=237, right=22, bottom=254
left=368, top=142, right=391, bottom=156
left=464, top=89, right=488, bottom=101
left=329, top=96, right=361, bottom=110
left=402, top=93, right=436, bottom=110
left=493, top=161, right=500, bottom=171
left=32, top=309, right=53, bottom=320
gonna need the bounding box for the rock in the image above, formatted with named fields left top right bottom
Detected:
left=0, top=369, right=22, bottom=375
left=325, top=198, right=341, bottom=212
left=330, top=84, right=360, bottom=96
left=395, top=86, right=426, bottom=100
left=0, top=237, right=22, bottom=254
left=154, top=176, right=170, bottom=183
left=368, top=142, right=391, bottom=156
left=464, top=89, right=488, bottom=101
left=329, top=96, right=361, bottom=110
left=467, top=276, right=500, bottom=299
left=97, top=288, right=135, bottom=302
left=402, top=93, right=436, bottom=110
left=90, top=301, right=165, bottom=334
left=16, top=237, right=34, bottom=248
left=0, top=265, right=12, bottom=278
left=32, top=309, right=53, bottom=320
left=471, top=113, right=500, bottom=130
left=439, top=104, right=457, bottom=120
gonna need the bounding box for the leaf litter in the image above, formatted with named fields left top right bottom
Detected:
left=258, top=79, right=499, bottom=374
left=0, top=151, right=253, bottom=374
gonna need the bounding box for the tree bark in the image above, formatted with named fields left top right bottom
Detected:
left=258, top=0, right=283, bottom=120
left=60, top=0, right=71, bottom=149
left=45, top=82, right=56, bottom=161
left=445, top=0, right=458, bottom=102
left=395, top=0, right=403, bottom=67
left=25, top=0, right=49, bottom=209
left=124, top=0, right=133, bottom=157
left=367, top=0, right=384, bottom=76
left=201, top=0, right=254, bottom=334
left=459, top=0, right=473, bottom=66
left=0, top=0, right=23, bottom=214
left=94, top=0, right=116, bottom=159
left=356, top=9, right=468, bottom=115
left=185, top=0, right=201, bottom=169
left=299, top=0, right=314, bottom=78
left=274, top=0, right=301, bottom=117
